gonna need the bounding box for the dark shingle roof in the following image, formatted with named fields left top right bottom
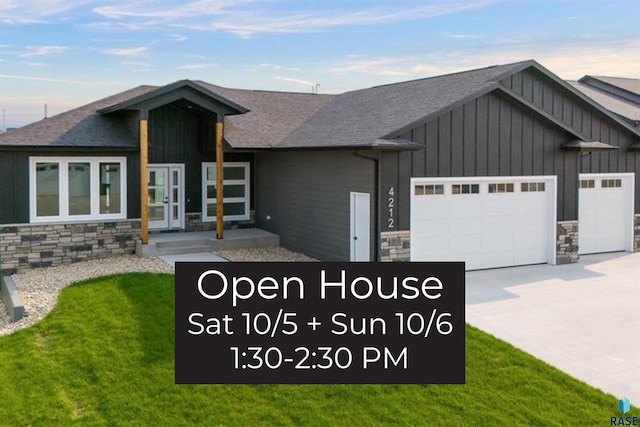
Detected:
left=275, top=62, right=526, bottom=148
left=583, top=76, right=640, bottom=97
left=194, top=82, right=332, bottom=148
left=568, top=80, right=640, bottom=122
left=0, top=86, right=156, bottom=147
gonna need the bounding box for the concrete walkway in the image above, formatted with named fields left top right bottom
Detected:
left=466, top=252, right=640, bottom=405
left=159, top=252, right=228, bottom=269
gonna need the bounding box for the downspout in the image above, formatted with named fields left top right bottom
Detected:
left=353, top=150, right=380, bottom=262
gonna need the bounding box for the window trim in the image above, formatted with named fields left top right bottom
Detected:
left=201, top=162, right=250, bottom=222
left=29, top=157, right=127, bottom=223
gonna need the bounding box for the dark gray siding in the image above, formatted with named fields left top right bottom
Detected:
left=503, top=68, right=640, bottom=213
left=0, top=151, right=29, bottom=224
left=255, top=150, right=375, bottom=261
left=381, top=91, right=580, bottom=231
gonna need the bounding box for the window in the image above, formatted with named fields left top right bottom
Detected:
left=521, top=182, right=546, bottom=192
left=452, top=184, right=479, bottom=195
left=580, top=179, right=595, bottom=189
left=488, top=183, right=514, bottom=194
left=202, top=162, right=250, bottom=221
left=601, top=179, right=622, bottom=188
left=30, top=157, right=127, bottom=222
left=415, top=184, right=444, bottom=196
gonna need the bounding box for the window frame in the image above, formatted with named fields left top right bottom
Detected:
left=201, top=162, right=251, bottom=222
left=29, top=157, right=127, bottom=223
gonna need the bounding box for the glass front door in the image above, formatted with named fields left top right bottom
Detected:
left=148, top=164, right=184, bottom=230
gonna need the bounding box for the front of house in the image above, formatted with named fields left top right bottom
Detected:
left=1, top=60, right=639, bottom=275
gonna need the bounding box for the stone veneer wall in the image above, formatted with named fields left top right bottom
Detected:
left=556, top=220, right=579, bottom=265
left=380, top=230, right=411, bottom=262
left=184, top=212, right=255, bottom=232
left=0, top=220, right=140, bottom=275
left=635, top=214, right=640, bottom=252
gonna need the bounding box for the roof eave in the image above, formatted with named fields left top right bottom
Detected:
left=561, top=139, right=619, bottom=151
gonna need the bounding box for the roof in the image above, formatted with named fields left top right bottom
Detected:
left=195, top=82, right=332, bottom=149
left=276, top=62, right=526, bottom=148
left=1, top=60, right=637, bottom=150
left=0, top=85, right=156, bottom=147
left=569, top=76, right=640, bottom=124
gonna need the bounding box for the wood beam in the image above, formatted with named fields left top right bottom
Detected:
left=140, top=118, right=149, bottom=244
left=216, top=119, right=224, bottom=240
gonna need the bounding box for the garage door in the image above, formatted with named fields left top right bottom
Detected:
left=410, top=176, right=557, bottom=270
left=578, top=173, right=634, bottom=255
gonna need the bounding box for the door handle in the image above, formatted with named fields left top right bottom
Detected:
left=164, top=196, right=169, bottom=204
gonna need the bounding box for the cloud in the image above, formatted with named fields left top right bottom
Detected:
left=0, top=74, right=86, bottom=85
left=273, top=76, right=315, bottom=86
left=19, top=45, right=67, bottom=57
left=324, top=36, right=640, bottom=86
left=103, top=46, right=148, bottom=56
left=177, top=63, right=218, bottom=70
left=86, top=1, right=494, bottom=37
left=0, top=0, right=93, bottom=24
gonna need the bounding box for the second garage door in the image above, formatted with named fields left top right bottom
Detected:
left=410, top=176, right=557, bottom=270
left=578, top=173, right=634, bottom=255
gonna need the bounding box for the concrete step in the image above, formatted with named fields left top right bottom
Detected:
left=137, top=229, right=280, bottom=258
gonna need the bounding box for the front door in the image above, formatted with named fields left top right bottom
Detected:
left=148, top=164, right=184, bottom=230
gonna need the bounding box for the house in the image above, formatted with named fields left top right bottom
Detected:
left=1, top=59, right=639, bottom=274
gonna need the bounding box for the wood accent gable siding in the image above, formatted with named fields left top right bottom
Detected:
left=255, top=151, right=375, bottom=261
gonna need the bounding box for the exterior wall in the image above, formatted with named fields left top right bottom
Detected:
left=0, top=220, right=140, bottom=275
left=556, top=221, right=579, bottom=265
left=635, top=214, right=640, bottom=252
left=382, top=91, right=579, bottom=233
left=255, top=150, right=375, bottom=261
left=502, top=68, right=640, bottom=214
left=380, top=231, right=410, bottom=262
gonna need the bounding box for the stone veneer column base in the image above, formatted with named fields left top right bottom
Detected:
left=183, top=212, right=255, bottom=232
left=380, top=230, right=410, bottom=262
left=634, top=214, right=640, bottom=252
left=556, top=221, right=579, bottom=265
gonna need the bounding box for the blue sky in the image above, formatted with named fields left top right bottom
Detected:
left=0, top=0, right=638, bottom=128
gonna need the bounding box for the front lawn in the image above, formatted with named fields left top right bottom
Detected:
left=0, top=273, right=629, bottom=425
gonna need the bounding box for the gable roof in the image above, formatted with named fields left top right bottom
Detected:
left=275, top=61, right=526, bottom=148
left=2, top=60, right=637, bottom=150
left=98, top=79, right=248, bottom=115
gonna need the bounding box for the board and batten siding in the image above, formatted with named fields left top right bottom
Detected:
left=502, top=68, right=640, bottom=213
left=381, top=91, right=579, bottom=233
left=255, top=151, right=375, bottom=261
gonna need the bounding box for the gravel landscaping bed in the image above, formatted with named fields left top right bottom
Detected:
left=0, top=247, right=316, bottom=336
left=215, top=247, right=317, bottom=262
left=0, top=256, right=172, bottom=337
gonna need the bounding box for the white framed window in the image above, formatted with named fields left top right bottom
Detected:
left=29, top=157, right=127, bottom=223
left=202, top=162, right=250, bottom=222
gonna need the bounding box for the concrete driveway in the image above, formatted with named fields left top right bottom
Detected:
left=466, top=252, right=640, bottom=405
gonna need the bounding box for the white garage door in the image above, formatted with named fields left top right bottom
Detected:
left=578, top=173, right=634, bottom=255
left=410, top=176, right=557, bottom=270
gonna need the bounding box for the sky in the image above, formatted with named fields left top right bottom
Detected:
left=0, top=0, right=639, bottom=129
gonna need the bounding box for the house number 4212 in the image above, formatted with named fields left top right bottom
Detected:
left=387, top=187, right=395, bottom=229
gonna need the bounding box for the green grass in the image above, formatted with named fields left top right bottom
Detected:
left=0, top=273, right=633, bottom=426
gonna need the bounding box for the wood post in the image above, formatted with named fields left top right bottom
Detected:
left=140, top=118, right=149, bottom=244
left=216, top=120, right=224, bottom=240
